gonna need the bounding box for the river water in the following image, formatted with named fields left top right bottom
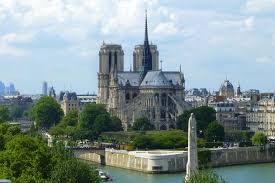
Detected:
left=96, top=163, right=275, bottom=183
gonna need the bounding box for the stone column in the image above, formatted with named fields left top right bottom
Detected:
left=185, top=113, right=198, bottom=182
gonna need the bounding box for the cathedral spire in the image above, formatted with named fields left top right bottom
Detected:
left=144, top=10, right=149, bottom=44
left=140, top=10, right=152, bottom=81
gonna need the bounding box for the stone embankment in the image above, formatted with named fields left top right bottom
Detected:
left=74, top=147, right=275, bottom=173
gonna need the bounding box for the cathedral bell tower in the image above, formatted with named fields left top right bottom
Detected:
left=97, top=43, right=124, bottom=105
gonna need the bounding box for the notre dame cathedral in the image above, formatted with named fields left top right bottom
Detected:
left=97, top=13, right=189, bottom=130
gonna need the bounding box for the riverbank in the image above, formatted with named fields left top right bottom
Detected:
left=93, top=162, right=275, bottom=183
left=75, top=146, right=275, bottom=173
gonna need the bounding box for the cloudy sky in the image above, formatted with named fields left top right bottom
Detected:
left=0, top=0, right=275, bottom=94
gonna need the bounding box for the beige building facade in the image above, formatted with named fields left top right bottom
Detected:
left=246, top=98, right=275, bottom=136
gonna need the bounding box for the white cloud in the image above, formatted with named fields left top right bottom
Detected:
left=211, top=16, right=254, bottom=31
left=101, top=0, right=145, bottom=35
left=0, top=43, right=29, bottom=57
left=245, top=0, right=275, bottom=13
left=256, top=57, right=275, bottom=65
left=153, top=22, right=179, bottom=36
left=0, top=32, right=34, bottom=57
left=0, top=32, right=35, bottom=43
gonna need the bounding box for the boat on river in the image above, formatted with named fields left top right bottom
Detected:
left=98, top=170, right=112, bottom=181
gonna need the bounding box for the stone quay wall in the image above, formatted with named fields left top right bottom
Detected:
left=105, top=149, right=187, bottom=173
left=75, top=147, right=275, bottom=173
left=74, top=150, right=102, bottom=164
left=210, top=147, right=275, bottom=167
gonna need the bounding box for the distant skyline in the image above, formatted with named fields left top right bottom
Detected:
left=0, top=0, right=275, bottom=94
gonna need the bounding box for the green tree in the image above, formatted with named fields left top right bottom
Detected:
left=205, top=122, right=225, bottom=142
left=177, top=106, right=216, bottom=132
left=50, top=159, right=100, bottom=183
left=60, top=110, right=78, bottom=127
left=0, top=126, right=100, bottom=182
left=0, top=135, right=52, bottom=180
left=252, top=132, right=267, bottom=146
left=131, top=135, right=152, bottom=149
left=79, top=104, right=106, bottom=130
left=186, top=169, right=227, bottom=183
left=131, top=130, right=187, bottom=149
left=30, top=96, right=64, bottom=129
left=0, top=106, right=10, bottom=123
left=9, top=105, right=23, bottom=120
left=0, top=134, right=5, bottom=151
left=132, top=117, right=154, bottom=131
left=93, top=114, right=112, bottom=135
left=110, top=116, right=123, bottom=131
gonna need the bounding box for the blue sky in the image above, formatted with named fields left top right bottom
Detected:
left=0, top=0, right=275, bottom=94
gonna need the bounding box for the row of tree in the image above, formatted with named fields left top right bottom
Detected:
left=131, top=106, right=225, bottom=142
left=28, top=97, right=268, bottom=147
left=0, top=105, right=26, bottom=123
left=29, top=96, right=123, bottom=140
left=0, top=123, right=100, bottom=183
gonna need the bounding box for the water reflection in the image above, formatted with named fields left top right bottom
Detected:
left=91, top=163, right=275, bottom=183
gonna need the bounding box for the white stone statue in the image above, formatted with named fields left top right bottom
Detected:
left=185, top=113, right=198, bottom=182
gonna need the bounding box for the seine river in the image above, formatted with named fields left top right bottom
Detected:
left=96, top=163, right=275, bottom=183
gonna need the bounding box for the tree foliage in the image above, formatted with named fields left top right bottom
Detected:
left=252, top=132, right=267, bottom=146
left=131, top=130, right=187, bottom=149
left=205, top=121, right=225, bottom=142
left=177, top=106, right=216, bottom=132
left=132, top=117, right=154, bottom=131
left=51, top=159, right=100, bottom=183
left=0, top=106, right=10, bottom=123
left=9, top=105, right=24, bottom=120
left=61, top=110, right=78, bottom=127
left=0, top=124, right=100, bottom=182
left=30, top=96, right=63, bottom=129
left=49, top=104, right=123, bottom=140
left=79, top=104, right=106, bottom=130
left=186, top=169, right=227, bottom=183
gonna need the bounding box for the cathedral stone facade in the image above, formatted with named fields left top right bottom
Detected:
left=97, top=14, right=188, bottom=130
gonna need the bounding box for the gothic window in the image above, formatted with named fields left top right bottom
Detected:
left=126, top=93, right=130, bottom=101
left=154, top=93, right=159, bottom=103
left=133, top=93, right=137, bottom=98
left=161, top=93, right=167, bottom=106
left=161, top=110, right=166, bottom=119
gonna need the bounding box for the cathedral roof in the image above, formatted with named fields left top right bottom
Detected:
left=117, top=71, right=184, bottom=88
left=163, top=72, right=183, bottom=85
left=117, top=72, right=140, bottom=86
left=140, top=70, right=172, bottom=87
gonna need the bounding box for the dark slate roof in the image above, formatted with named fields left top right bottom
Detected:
left=117, top=72, right=140, bottom=86
left=117, top=71, right=183, bottom=87
left=140, top=70, right=172, bottom=87
left=163, top=72, right=182, bottom=85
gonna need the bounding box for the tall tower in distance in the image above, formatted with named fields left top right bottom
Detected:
left=133, top=11, right=159, bottom=72
left=97, top=43, right=124, bottom=105
left=42, top=81, right=48, bottom=96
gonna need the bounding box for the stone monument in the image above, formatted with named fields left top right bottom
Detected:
left=185, top=113, right=198, bottom=181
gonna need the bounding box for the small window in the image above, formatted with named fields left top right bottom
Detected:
left=152, top=166, right=162, bottom=171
